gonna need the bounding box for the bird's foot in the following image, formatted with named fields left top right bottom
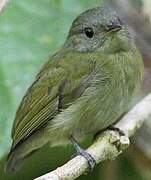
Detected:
left=78, top=150, right=96, bottom=171
left=108, top=126, right=129, bottom=152
left=70, top=135, right=96, bottom=172
left=108, top=126, right=125, bottom=136
left=93, top=126, right=125, bottom=141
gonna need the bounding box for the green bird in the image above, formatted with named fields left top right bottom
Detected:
left=5, top=7, right=143, bottom=172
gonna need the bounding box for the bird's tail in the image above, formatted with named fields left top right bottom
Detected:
left=5, top=128, right=49, bottom=172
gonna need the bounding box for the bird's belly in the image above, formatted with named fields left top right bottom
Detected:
left=73, top=100, right=126, bottom=138
left=47, top=89, right=130, bottom=147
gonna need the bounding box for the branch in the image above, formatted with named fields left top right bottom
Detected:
left=35, top=93, right=151, bottom=180
left=135, top=122, right=151, bottom=159
left=0, top=0, right=9, bottom=14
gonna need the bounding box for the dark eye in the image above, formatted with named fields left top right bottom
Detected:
left=84, top=27, right=94, bottom=38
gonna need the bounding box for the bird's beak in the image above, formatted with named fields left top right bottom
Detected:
left=107, top=22, right=122, bottom=33
left=101, top=22, right=122, bottom=36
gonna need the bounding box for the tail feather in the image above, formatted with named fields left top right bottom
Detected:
left=5, top=129, right=48, bottom=172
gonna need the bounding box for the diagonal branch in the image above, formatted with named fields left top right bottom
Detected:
left=35, top=93, right=151, bottom=180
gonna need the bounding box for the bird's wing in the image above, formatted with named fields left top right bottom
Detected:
left=11, top=52, right=96, bottom=150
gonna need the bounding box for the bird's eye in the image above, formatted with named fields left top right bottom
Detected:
left=84, top=27, right=94, bottom=38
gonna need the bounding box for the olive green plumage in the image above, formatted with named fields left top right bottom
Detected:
left=5, top=7, right=144, bottom=172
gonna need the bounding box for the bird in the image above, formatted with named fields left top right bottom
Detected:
left=5, top=7, right=144, bottom=172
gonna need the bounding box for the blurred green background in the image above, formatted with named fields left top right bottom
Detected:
left=0, top=0, right=151, bottom=179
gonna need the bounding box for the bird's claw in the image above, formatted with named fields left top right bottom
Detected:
left=78, top=150, right=96, bottom=172
left=108, top=126, right=125, bottom=136
left=70, top=135, right=96, bottom=172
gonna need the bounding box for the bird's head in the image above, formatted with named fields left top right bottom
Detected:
left=64, top=7, right=133, bottom=54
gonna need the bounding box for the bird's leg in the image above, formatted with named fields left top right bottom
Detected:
left=108, top=126, right=125, bottom=136
left=70, top=135, right=96, bottom=171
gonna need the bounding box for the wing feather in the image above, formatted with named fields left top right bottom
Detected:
left=11, top=53, right=96, bottom=150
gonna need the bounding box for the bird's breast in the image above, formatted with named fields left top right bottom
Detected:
left=75, top=50, right=143, bottom=136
